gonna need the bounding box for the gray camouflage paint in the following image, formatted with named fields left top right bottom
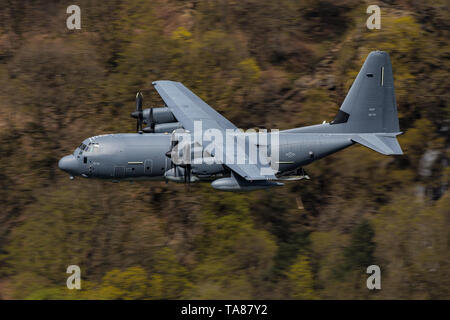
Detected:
left=59, top=51, right=403, bottom=191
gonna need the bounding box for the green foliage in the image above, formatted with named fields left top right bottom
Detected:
left=310, top=231, right=349, bottom=298
left=5, top=187, right=102, bottom=283
left=271, top=231, right=310, bottom=277
left=191, top=191, right=277, bottom=299
left=373, top=193, right=449, bottom=299
left=342, top=220, right=376, bottom=273
left=296, top=88, right=339, bottom=126
left=150, top=248, right=193, bottom=299
left=25, top=288, right=62, bottom=300
left=239, top=58, right=261, bottom=82
left=90, top=267, right=155, bottom=300
left=285, top=255, right=317, bottom=300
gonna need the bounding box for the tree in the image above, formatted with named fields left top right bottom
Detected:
left=286, top=255, right=317, bottom=300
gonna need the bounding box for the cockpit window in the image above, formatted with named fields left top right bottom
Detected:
left=74, top=143, right=87, bottom=155
left=85, top=143, right=100, bottom=153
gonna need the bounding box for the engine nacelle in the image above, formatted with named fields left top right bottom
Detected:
left=211, top=173, right=284, bottom=191
left=143, top=107, right=176, bottom=124
left=191, top=160, right=224, bottom=175
left=153, top=122, right=183, bottom=133
left=164, top=168, right=199, bottom=183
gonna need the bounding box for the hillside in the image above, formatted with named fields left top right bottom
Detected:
left=0, top=0, right=448, bottom=299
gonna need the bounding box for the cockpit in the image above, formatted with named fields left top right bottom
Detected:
left=75, top=143, right=87, bottom=154
left=84, top=142, right=100, bottom=153
left=74, top=142, right=101, bottom=155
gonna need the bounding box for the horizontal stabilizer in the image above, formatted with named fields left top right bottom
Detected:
left=352, top=133, right=403, bottom=155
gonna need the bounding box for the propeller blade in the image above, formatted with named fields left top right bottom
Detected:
left=136, top=91, right=143, bottom=112
left=135, top=92, right=144, bottom=133
left=149, top=107, right=154, bottom=131
left=137, top=117, right=143, bottom=132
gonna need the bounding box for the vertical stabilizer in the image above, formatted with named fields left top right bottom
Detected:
left=332, top=51, right=400, bottom=133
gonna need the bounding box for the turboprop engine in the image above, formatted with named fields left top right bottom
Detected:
left=130, top=93, right=182, bottom=134
left=164, top=129, right=225, bottom=183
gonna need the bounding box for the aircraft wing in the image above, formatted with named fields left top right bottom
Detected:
left=152, top=80, right=276, bottom=181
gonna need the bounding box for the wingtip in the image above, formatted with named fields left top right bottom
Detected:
left=153, top=80, right=179, bottom=85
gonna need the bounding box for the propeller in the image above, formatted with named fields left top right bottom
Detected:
left=131, top=91, right=144, bottom=133
left=164, top=136, right=194, bottom=184
left=165, top=139, right=179, bottom=178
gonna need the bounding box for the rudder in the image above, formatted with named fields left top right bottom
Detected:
left=332, top=51, right=400, bottom=133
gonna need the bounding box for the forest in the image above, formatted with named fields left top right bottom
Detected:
left=0, top=0, right=448, bottom=299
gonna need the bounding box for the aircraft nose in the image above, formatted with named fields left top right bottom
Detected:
left=58, top=155, right=78, bottom=174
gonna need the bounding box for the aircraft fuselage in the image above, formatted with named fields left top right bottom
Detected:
left=58, top=130, right=353, bottom=182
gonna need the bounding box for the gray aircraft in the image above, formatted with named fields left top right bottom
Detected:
left=59, top=51, right=403, bottom=191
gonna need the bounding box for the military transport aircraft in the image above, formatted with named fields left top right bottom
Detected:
left=59, top=51, right=403, bottom=191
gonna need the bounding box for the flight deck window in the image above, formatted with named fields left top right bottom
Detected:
left=85, top=143, right=100, bottom=153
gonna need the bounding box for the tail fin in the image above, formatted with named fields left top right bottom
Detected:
left=333, top=51, right=403, bottom=155
left=332, top=50, right=400, bottom=133
left=283, top=51, right=403, bottom=155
